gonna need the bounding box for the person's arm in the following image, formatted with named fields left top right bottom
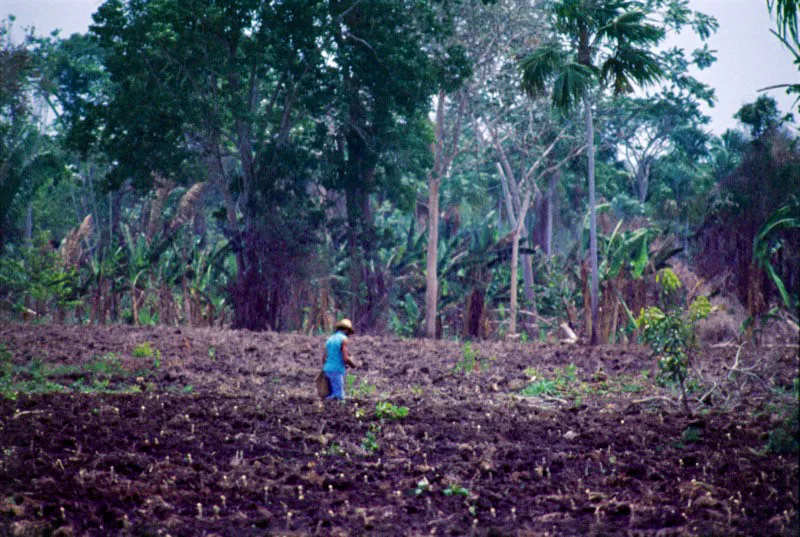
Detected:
left=342, top=339, right=356, bottom=368
left=321, top=345, right=327, bottom=367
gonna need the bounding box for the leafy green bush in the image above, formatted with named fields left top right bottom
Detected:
left=768, top=406, right=799, bottom=454
left=636, top=269, right=712, bottom=411
left=0, top=236, right=80, bottom=320
left=133, top=342, right=155, bottom=358
left=767, top=379, right=799, bottom=455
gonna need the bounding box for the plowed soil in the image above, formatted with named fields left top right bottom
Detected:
left=1, top=324, right=797, bottom=536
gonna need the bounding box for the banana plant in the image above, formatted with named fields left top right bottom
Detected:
left=753, top=203, right=800, bottom=312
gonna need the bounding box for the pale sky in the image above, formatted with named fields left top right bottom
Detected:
left=3, top=0, right=798, bottom=134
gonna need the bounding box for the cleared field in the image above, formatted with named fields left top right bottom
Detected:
left=1, top=325, right=797, bottom=536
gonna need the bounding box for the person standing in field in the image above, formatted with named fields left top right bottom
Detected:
left=321, top=319, right=357, bottom=400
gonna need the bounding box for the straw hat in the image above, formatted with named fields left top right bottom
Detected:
left=334, top=318, right=354, bottom=334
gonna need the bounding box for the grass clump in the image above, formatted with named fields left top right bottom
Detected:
left=767, top=378, right=799, bottom=455
left=453, top=342, right=495, bottom=376
left=0, top=350, right=154, bottom=399
left=133, top=342, right=161, bottom=369
left=520, top=364, right=579, bottom=397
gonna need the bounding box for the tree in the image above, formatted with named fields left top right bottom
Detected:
left=735, top=95, right=783, bottom=139
left=521, top=0, right=665, bottom=344
left=0, top=18, right=65, bottom=248
left=87, top=0, right=332, bottom=330
left=424, top=0, right=538, bottom=338
left=324, top=0, right=454, bottom=330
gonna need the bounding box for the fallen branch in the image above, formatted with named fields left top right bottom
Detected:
left=12, top=410, right=46, bottom=420
left=629, top=396, right=677, bottom=405
left=541, top=394, right=569, bottom=405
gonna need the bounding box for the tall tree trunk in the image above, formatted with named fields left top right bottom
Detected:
left=424, top=89, right=466, bottom=338
left=636, top=163, right=649, bottom=204
left=509, top=228, right=521, bottom=337
left=546, top=169, right=559, bottom=257
left=520, top=224, right=536, bottom=305
left=425, top=91, right=446, bottom=339
left=508, top=191, right=531, bottom=337
left=425, top=176, right=440, bottom=338
left=585, top=97, right=599, bottom=345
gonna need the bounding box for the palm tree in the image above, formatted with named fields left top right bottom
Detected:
left=768, top=0, right=799, bottom=43
left=520, top=0, right=663, bottom=344
left=763, top=0, right=800, bottom=110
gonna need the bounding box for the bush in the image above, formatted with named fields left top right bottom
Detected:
left=0, top=235, right=80, bottom=320
left=636, top=269, right=712, bottom=411
left=767, top=406, right=799, bottom=454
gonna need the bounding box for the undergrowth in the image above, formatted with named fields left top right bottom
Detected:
left=0, top=347, right=163, bottom=400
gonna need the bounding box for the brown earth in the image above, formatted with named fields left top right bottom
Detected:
left=0, top=324, right=797, bottom=536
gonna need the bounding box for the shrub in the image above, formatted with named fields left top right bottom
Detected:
left=636, top=269, right=712, bottom=412
left=133, top=342, right=155, bottom=358
left=768, top=406, right=799, bottom=454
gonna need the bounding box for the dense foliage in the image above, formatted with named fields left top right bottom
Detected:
left=0, top=0, right=798, bottom=341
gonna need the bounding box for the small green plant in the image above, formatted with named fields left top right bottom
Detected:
left=326, top=442, right=344, bottom=456
left=454, top=342, right=479, bottom=375
left=767, top=406, right=799, bottom=454
left=375, top=401, right=409, bottom=420
left=558, top=364, right=578, bottom=384
left=520, top=364, right=580, bottom=397
left=208, top=346, right=216, bottom=360
left=182, top=384, right=194, bottom=394
left=133, top=342, right=155, bottom=358
left=361, top=428, right=379, bottom=453
left=520, top=378, right=557, bottom=396
left=346, top=374, right=376, bottom=398
left=453, top=342, right=495, bottom=375
left=414, top=477, right=430, bottom=495
left=636, top=269, right=713, bottom=412
left=443, top=484, right=470, bottom=497
left=620, top=382, right=644, bottom=393
left=766, top=378, right=799, bottom=454
left=357, top=380, right=377, bottom=398
left=681, top=426, right=703, bottom=444
left=84, top=353, right=127, bottom=378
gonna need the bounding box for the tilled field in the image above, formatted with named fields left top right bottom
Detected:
left=1, top=324, right=797, bottom=536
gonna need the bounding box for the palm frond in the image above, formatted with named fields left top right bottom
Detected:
left=601, top=46, right=663, bottom=95
left=520, top=44, right=566, bottom=98
left=768, top=0, right=800, bottom=44
left=600, top=9, right=664, bottom=46
left=551, top=61, right=596, bottom=110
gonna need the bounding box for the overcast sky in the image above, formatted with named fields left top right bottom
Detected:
left=3, top=0, right=798, bottom=134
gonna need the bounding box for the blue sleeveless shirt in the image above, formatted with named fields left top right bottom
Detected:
left=323, top=331, right=349, bottom=374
